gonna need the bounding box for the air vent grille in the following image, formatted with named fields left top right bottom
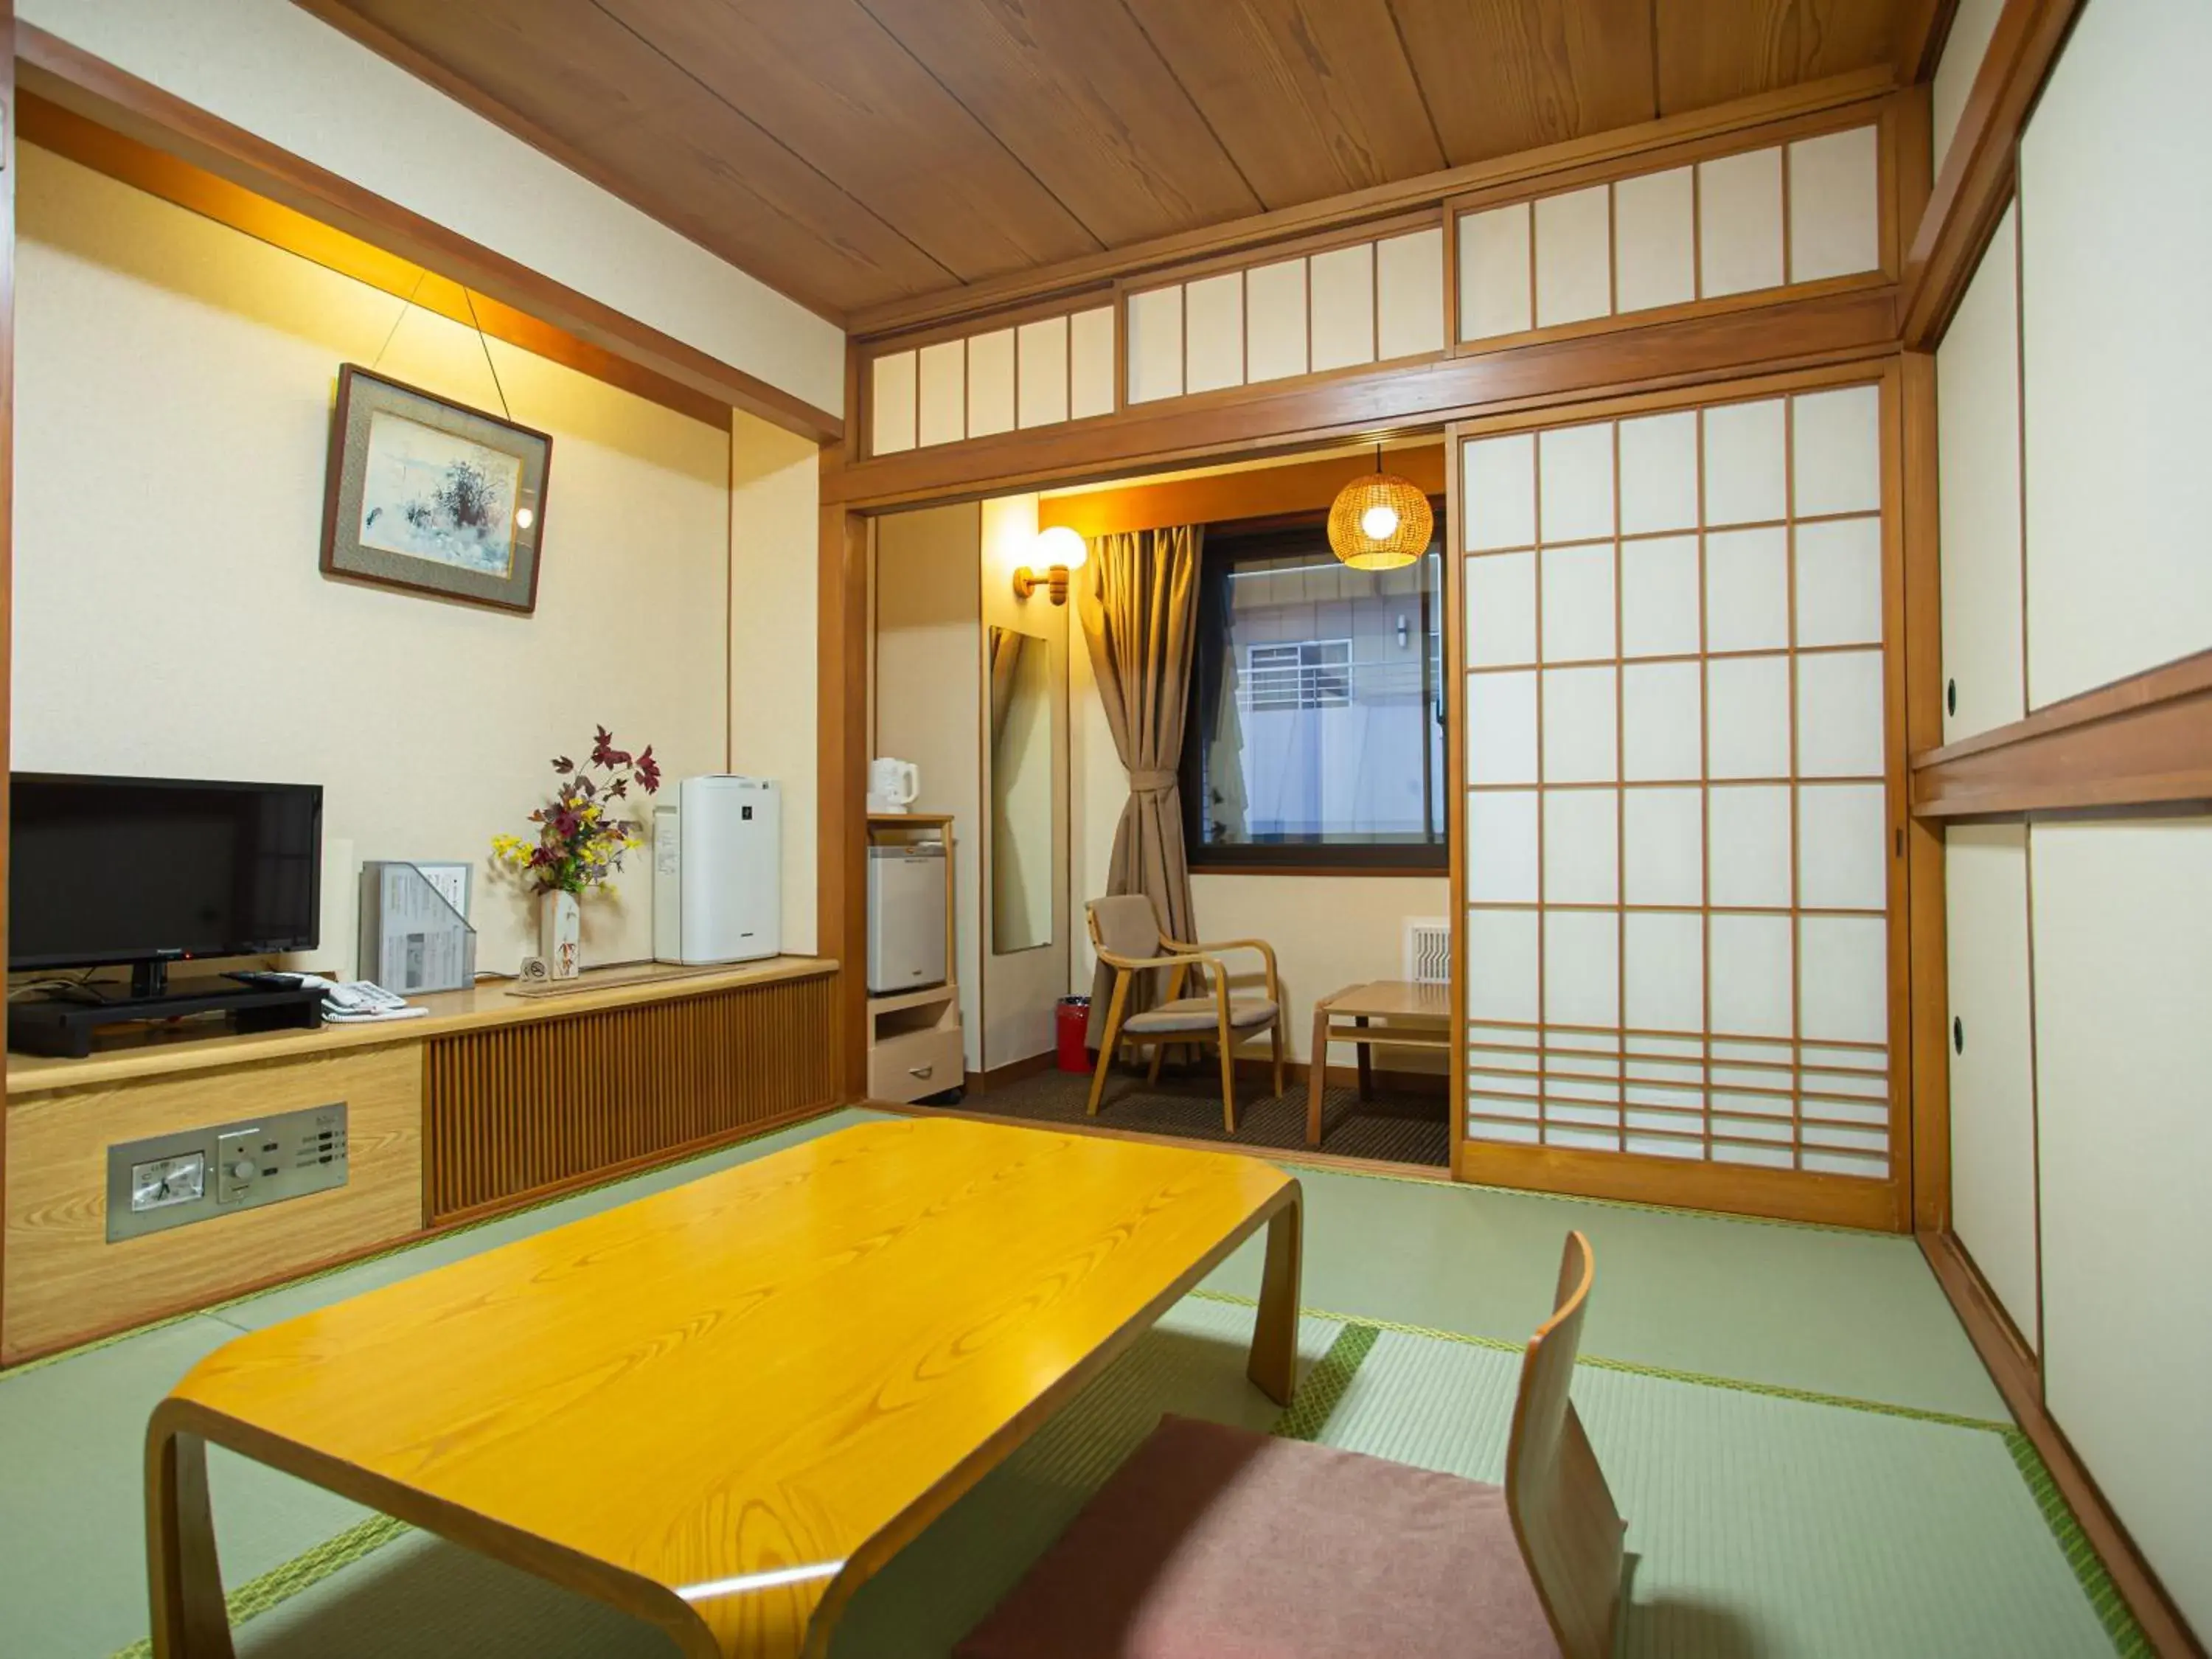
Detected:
left=1404, top=919, right=1451, bottom=986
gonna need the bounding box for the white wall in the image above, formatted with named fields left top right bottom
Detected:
left=2031, top=819, right=2212, bottom=1636
left=874, top=504, right=984, bottom=1071
left=11, top=146, right=732, bottom=975
left=729, top=419, right=820, bottom=953
left=21, top=0, right=844, bottom=417
left=1192, top=874, right=1450, bottom=1072
left=2018, top=0, right=2212, bottom=708
left=1928, top=4, right=2212, bottom=1638
left=1942, top=826, right=2038, bottom=1348
left=978, top=495, right=1070, bottom=1068
left=1935, top=204, right=2023, bottom=742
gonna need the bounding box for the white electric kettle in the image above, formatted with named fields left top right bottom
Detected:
left=868, top=757, right=920, bottom=813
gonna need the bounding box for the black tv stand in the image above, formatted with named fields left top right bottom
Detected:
left=7, top=977, right=326, bottom=1060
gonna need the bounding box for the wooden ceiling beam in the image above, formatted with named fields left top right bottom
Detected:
left=14, top=91, right=733, bottom=431
left=14, top=23, right=843, bottom=442
left=847, top=66, right=1898, bottom=339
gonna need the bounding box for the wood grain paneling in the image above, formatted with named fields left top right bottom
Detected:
left=1655, top=0, right=1901, bottom=114
left=1391, top=0, right=1657, bottom=165
left=2, top=1046, right=422, bottom=1363
left=1121, top=0, right=1446, bottom=202
left=592, top=0, right=1101, bottom=281
left=852, top=0, right=1262, bottom=247
left=301, top=0, right=1907, bottom=321
left=293, top=0, right=953, bottom=316
left=424, top=973, right=838, bottom=1222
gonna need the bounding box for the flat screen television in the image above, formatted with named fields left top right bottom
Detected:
left=9, top=773, right=322, bottom=989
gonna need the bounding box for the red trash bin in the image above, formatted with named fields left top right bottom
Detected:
left=1055, top=996, right=1092, bottom=1073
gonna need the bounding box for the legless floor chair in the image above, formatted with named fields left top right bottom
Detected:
left=957, top=1231, right=1627, bottom=1659
left=1084, top=895, right=1284, bottom=1131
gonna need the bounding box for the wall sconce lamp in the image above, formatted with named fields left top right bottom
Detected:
left=1012, top=524, right=1089, bottom=605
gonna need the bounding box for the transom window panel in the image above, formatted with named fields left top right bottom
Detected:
left=1128, top=225, right=1447, bottom=406
left=1458, top=126, right=1881, bottom=345
left=1458, top=383, right=1893, bottom=1178
left=868, top=304, right=1115, bottom=456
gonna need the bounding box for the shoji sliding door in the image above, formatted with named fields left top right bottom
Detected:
left=1450, top=369, right=1905, bottom=1227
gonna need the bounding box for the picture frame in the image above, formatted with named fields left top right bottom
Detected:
left=319, top=364, right=552, bottom=613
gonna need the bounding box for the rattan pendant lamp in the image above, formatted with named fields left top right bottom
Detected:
left=1326, top=443, right=1433, bottom=570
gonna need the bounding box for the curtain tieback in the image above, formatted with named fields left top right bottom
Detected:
left=1127, top=769, right=1179, bottom=793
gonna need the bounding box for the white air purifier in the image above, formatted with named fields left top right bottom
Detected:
left=653, top=776, right=780, bottom=965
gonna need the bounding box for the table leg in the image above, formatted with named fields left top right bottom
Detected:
left=1306, top=1004, right=1329, bottom=1147
left=147, top=1422, right=234, bottom=1659
left=1354, top=1015, right=1373, bottom=1100
left=1246, top=1192, right=1303, bottom=1407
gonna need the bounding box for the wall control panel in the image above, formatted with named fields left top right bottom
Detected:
left=106, top=1102, right=349, bottom=1242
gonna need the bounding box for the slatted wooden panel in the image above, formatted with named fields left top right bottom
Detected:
left=424, top=973, right=837, bottom=1222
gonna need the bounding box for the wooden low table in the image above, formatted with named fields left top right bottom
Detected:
left=145, top=1116, right=1302, bottom=1658
left=1307, top=979, right=1453, bottom=1147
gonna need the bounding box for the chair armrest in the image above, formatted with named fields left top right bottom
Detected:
left=1096, top=947, right=1229, bottom=981
left=1163, top=937, right=1280, bottom=1001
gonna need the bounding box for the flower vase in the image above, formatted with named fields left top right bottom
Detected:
left=539, top=890, right=582, bottom=979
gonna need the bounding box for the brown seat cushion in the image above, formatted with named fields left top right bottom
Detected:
left=956, top=1414, right=1561, bottom=1659
left=1121, top=996, right=1280, bottom=1035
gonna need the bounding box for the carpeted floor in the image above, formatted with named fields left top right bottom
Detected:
left=954, top=1061, right=1453, bottom=1168
left=0, top=1107, right=2140, bottom=1658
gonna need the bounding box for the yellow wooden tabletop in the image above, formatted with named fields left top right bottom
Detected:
left=150, top=1116, right=1301, bottom=1659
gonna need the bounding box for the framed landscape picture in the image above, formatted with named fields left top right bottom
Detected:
left=320, top=365, right=552, bottom=613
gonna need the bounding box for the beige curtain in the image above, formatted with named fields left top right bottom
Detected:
left=1078, top=525, right=1202, bottom=1044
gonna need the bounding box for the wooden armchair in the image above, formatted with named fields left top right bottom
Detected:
left=1084, top=894, right=1284, bottom=1131
left=957, top=1231, right=1626, bottom=1659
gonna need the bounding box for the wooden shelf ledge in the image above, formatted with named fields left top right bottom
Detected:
left=6, top=956, right=837, bottom=1096
left=1909, top=650, right=2212, bottom=822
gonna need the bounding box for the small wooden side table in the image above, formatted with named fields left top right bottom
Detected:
left=1307, top=979, right=1453, bottom=1147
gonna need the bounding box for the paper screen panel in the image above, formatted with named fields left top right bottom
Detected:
left=1245, top=258, right=1309, bottom=383
left=914, top=340, right=967, bottom=447
left=1183, top=273, right=1245, bottom=394
left=871, top=349, right=917, bottom=455
left=1613, top=166, right=1696, bottom=313
left=1069, top=307, right=1116, bottom=420
left=1309, top=243, right=1378, bottom=371
left=1017, top=316, right=1070, bottom=428
left=1535, top=186, right=1613, bottom=327
left=1461, top=383, right=1894, bottom=1175
left=1126, top=285, right=1184, bottom=405
left=1461, top=202, right=1533, bottom=341
left=1376, top=227, right=1446, bottom=359
left=967, top=328, right=1016, bottom=436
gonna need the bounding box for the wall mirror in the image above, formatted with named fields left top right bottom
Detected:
left=989, top=626, right=1055, bottom=953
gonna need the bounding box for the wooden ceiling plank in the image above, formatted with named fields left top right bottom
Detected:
left=1654, top=0, right=1901, bottom=115
left=1119, top=0, right=1447, bottom=208
left=848, top=66, right=1897, bottom=337
left=594, top=0, right=1102, bottom=283
left=1388, top=0, right=1658, bottom=166
left=311, top=0, right=955, bottom=316
left=850, top=0, right=1265, bottom=248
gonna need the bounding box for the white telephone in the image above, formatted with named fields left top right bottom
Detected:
left=229, top=971, right=424, bottom=1020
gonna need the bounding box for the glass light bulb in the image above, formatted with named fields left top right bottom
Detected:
left=515, top=507, right=535, bottom=529
left=1360, top=503, right=1400, bottom=540
left=1034, top=524, right=1088, bottom=571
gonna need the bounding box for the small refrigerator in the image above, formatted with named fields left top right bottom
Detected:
left=867, top=842, right=948, bottom=994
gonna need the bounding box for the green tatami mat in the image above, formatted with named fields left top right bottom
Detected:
left=1197, top=1164, right=2005, bottom=1421
left=124, top=1298, right=2113, bottom=1659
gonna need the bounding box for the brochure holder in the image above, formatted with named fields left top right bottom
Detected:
left=358, top=861, right=478, bottom=995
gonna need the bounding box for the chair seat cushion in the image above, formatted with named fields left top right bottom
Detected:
left=1122, top=996, right=1279, bottom=1035
left=956, top=1414, right=1560, bottom=1659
